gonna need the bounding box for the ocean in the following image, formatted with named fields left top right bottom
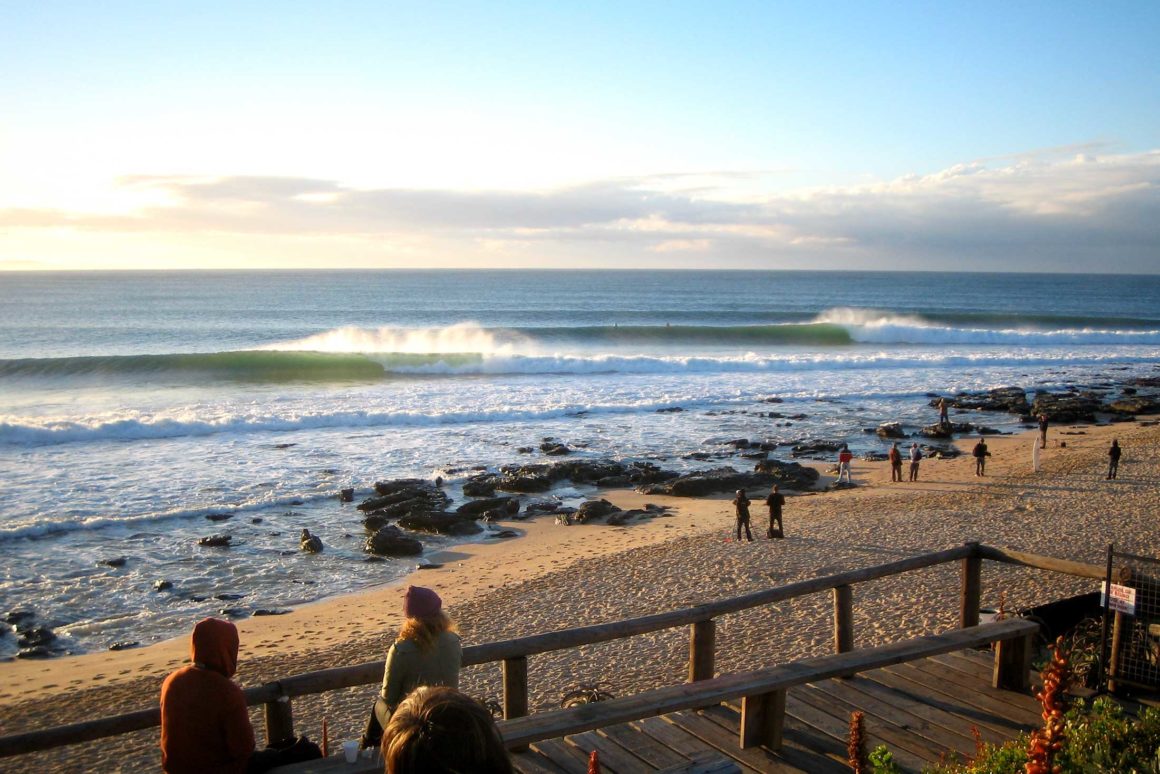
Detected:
left=1, top=269, right=1159, bottom=658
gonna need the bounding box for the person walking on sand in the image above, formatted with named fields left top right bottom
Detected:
left=938, top=397, right=949, bottom=426
left=733, top=489, right=753, bottom=542
left=908, top=443, right=922, bottom=482
left=888, top=442, right=903, bottom=482
left=837, top=444, right=853, bottom=483
left=1108, top=439, right=1122, bottom=479
left=765, top=485, right=785, bottom=539
left=972, top=437, right=991, bottom=476
left=1038, top=414, right=1049, bottom=449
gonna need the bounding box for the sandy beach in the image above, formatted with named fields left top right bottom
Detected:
left=2, top=417, right=1157, bottom=771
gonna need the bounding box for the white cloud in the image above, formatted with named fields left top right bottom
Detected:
left=1, top=149, right=1157, bottom=272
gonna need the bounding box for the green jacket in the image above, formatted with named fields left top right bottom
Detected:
left=379, top=630, right=462, bottom=711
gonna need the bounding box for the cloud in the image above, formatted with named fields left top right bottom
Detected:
left=2, top=149, right=1157, bottom=271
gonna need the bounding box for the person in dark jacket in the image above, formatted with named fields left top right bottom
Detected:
left=1038, top=414, right=1049, bottom=449
left=1108, top=439, right=1122, bottom=479
left=972, top=437, right=991, bottom=476
left=733, top=489, right=753, bottom=542
left=888, top=442, right=903, bottom=483
left=765, top=485, right=785, bottom=538
left=160, top=618, right=254, bottom=774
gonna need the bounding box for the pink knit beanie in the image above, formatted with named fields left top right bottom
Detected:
left=402, top=586, right=442, bottom=619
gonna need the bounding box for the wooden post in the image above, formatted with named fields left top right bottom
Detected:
left=833, top=585, right=854, bottom=655
left=960, top=541, right=982, bottom=629
left=993, top=632, right=1033, bottom=691
left=1108, top=610, right=1126, bottom=694
left=502, top=656, right=529, bottom=720
left=740, top=689, right=785, bottom=750
left=689, top=619, right=716, bottom=683
left=263, top=696, right=294, bottom=745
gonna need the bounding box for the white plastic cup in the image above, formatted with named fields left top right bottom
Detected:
left=342, top=740, right=359, bottom=763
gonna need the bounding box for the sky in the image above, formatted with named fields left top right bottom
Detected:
left=1, top=1, right=1157, bottom=272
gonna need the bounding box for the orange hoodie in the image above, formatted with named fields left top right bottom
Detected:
left=160, top=618, right=255, bottom=773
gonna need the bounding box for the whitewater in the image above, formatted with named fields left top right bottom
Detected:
left=1, top=269, right=1158, bottom=657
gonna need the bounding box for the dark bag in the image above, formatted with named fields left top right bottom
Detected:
left=247, top=735, right=322, bottom=773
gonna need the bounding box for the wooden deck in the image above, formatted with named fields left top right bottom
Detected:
left=510, top=649, right=1042, bottom=773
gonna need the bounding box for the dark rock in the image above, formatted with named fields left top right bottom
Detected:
left=299, top=529, right=323, bottom=553
left=828, top=481, right=858, bottom=491
left=640, top=466, right=812, bottom=497
left=398, top=512, right=483, bottom=536
left=540, top=442, right=571, bottom=456
left=362, top=513, right=391, bottom=533
left=339, top=488, right=355, bottom=502
left=945, top=386, right=1030, bottom=414
left=575, top=499, right=621, bottom=524
left=919, top=423, right=954, bottom=439
left=214, top=593, right=246, bottom=601
left=109, top=641, right=139, bottom=651
left=359, top=481, right=450, bottom=515
left=363, top=556, right=385, bottom=563
left=516, top=446, right=535, bottom=454
left=219, top=608, right=249, bottom=618
left=552, top=460, right=629, bottom=484
left=198, top=534, right=232, bottom=548
left=5, top=610, right=35, bottom=627
left=17, top=646, right=53, bottom=659
left=365, top=525, right=423, bottom=556
left=153, top=580, right=173, bottom=592
left=205, top=513, right=234, bottom=522
left=876, top=422, right=907, bottom=439
left=497, top=468, right=553, bottom=493
left=725, top=438, right=751, bottom=449
left=790, top=441, right=844, bottom=458
left=456, top=496, right=518, bottom=517
left=253, top=609, right=291, bottom=616
left=17, top=627, right=56, bottom=649
left=463, top=473, right=500, bottom=497
left=596, top=475, right=631, bottom=488
left=488, top=529, right=519, bottom=539
left=1105, top=396, right=1160, bottom=416
left=656, top=406, right=684, bottom=413
left=416, top=562, right=444, bottom=570
left=251, top=517, right=263, bottom=524
left=752, top=459, right=822, bottom=489
left=99, top=556, right=127, bottom=568
left=1031, top=392, right=1102, bottom=423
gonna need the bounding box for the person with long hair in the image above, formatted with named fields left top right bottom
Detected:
left=362, top=586, right=462, bottom=748
left=381, top=686, right=513, bottom=774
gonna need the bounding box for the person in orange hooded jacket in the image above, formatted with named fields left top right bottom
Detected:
left=160, top=618, right=255, bottom=773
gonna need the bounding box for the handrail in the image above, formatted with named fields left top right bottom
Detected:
left=0, top=543, right=1109, bottom=758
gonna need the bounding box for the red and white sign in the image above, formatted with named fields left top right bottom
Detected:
left=1101, top=582, right=1137, bottom=615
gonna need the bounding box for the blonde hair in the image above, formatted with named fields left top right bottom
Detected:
left=396, top=611, right=456, bottom=652
left=382, top=686, right=512, bottom=774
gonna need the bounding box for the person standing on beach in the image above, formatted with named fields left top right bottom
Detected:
left=908, top=443, right=922, bottom=482
left=1108, top=439, right=1122, bottom=479
left=362, top=586, right=462, bottom=748
left=765, top=485, right=785, bottom=538
left=733, top=489, right=753, bottom=542
left=972, top=437, right=991, bottom=476
left=837, top=445, right=853, bottom=483
left=160, top=618, right=255, bottom=774
left=1038, top=414, right=1049, bottom=449
left=938, top=397, right=949, bottom=426
left=888, top=442, right=903, bottom=482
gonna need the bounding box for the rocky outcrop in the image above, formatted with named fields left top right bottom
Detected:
left=365, top=526, right=423, bottom=556
left=752, top=459, right=821, bottom=489
left=945, top=386, right=1030, bottom=414
left=358, top=480, right=450, bottom=519
left=397, top=512, right=484, bottom=536
left=299, top=529, right=323, bottom=553
left=919, top=422, right=974, bottom=438
left=1105, top=395, right=1160, bottom=416
left=790, top=441, right=844, bottom=459
left=1031, top=391, right=1102, bottom=423
left=462, top=474, right=499, bottom=497
left=639, top=466, right=815, bottom=497
left=539, top=441, right=571, bottom=456
left=198, top=535, right=232, bottom=548
left=455, top=496, right=517, bottom=518
left=575, top=499, right=620, bottom=524
left=876, top=422, right=907, bottom=439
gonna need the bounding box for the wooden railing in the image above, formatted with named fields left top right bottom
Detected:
left=0, top=541, right=1112, bottom=759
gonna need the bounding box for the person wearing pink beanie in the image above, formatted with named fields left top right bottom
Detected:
left=361, top=586, right=462, bottom=748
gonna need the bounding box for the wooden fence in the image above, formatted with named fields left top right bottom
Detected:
left=0, top=541, right=1112, bottom=759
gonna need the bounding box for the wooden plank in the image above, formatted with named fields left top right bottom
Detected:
left=703, top=704, right=849, bottom=774
left=656, top=750, right=743, bottom=773
left=663, top=710, right=792, bottom=774
left=858, top=664, right=1024, bottom=738
left=600, top=722, right=689, bottom=770
left=740, top=689, right=784, bottom=749
left=630, top=716, right=711, bottom=760
left=806, top=676, right=977, bottom=759
left=793, top=682, right=949, bottom=764
left=977, top=545, right=1107, bottom=579
left=834, top=670, right=1009, bottom=747
left=530, top=738, right=592, bottom=774
left=933, top=650, right=1037, bottom=691
left=784, top=691, right=933, bottom=772
left=511, top=747, right=573, bottom=774
left=961, top=547, right=982, bottom=629
left=901, top=659, right=1041, bottom=722
left=882, top=663, right=1040, bottom=728
left=567, top=729, right=655, bottom=773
